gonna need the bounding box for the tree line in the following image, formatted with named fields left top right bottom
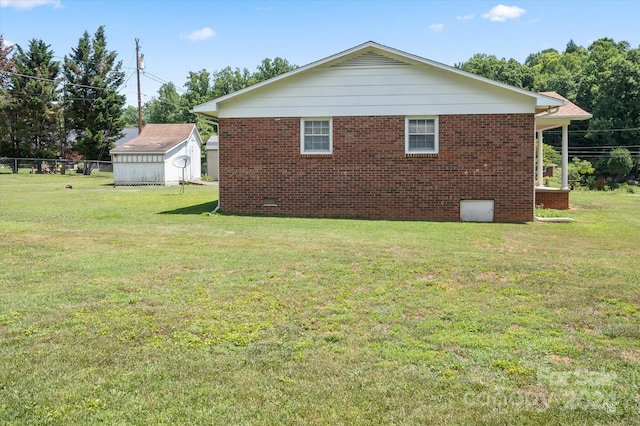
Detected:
left=1, top=29, right=638, bottom=169
left=121, top=56, right=296, bottom=140
left=0, top=27, right=296, bottom=164
left=0, top=27, right=125, bottom=164
left=457, top=38, right=640, bottom=149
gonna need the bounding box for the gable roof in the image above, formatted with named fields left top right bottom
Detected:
left=192, top=41, right=565, bottom=118
left=110, top=124, right=199, bottom=155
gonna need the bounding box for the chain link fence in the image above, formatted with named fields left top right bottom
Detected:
left=0, top=157, right=112, bottom=175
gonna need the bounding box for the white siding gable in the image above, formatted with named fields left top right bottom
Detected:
left=217, top=50, right=536, bottom=118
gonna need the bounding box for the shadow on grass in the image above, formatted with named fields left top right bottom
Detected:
left=210, top=209, right=529, bottom=224
left=159, top=201, right=218, bottom=215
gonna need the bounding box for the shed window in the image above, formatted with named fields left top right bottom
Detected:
left=406, top=117, right=438, bottom=154
left=301, top=118, right=332, bottom=154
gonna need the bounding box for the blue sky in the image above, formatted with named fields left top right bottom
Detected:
left=2, top=0, right=639, bottom=106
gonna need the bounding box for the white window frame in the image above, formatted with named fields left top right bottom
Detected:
left=301, top=118, right=333, bottom=154
left=405, top=116, right=439, bottom=154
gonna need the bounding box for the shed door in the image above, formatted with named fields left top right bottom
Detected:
left=460, top=200, right=494, bottom=222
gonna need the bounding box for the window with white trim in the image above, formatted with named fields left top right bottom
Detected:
left=301, top=118, right=332, bottom=154
left=406, top=117, right=438, bottom=154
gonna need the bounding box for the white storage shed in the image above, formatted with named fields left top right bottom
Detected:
left=110, top=124, right=202, bottom=186
left=205, top=135, right=219, bottom=181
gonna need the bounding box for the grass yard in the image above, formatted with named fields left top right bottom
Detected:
left=0, top=173, right=639, bottom=425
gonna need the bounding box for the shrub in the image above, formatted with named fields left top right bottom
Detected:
left=542, top=143, right=561, bottom=166
left=607, top=148, right=634, bottom=182
left=568, top=157, right=595, bottom=188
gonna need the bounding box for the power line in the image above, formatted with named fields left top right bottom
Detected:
left=122, top=69, right=136, bottom=87
left=142, top=71, right=186, bottom=93
left=3, top=70, right=110, bottom=91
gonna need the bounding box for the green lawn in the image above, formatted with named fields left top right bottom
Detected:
left=1, top=173, right=638, bottom=425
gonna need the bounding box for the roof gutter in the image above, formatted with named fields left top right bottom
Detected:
left=536, top=106, right=561, bottom=117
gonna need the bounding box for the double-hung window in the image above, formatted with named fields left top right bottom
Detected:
left=406, top=117, right=438, bottom=154
left=301, top=118, right=332, bottom=154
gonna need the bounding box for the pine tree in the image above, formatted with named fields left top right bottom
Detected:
left=6, top=39, right=61, bottom=160
left=0, top=35, right=14, bottom=106
left=0, top=35, right=16, bottom=158
left=63, top=26, right=125, bottom=163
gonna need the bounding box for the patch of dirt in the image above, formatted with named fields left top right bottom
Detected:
left=548, top=354, right=572, bottom=365
left=621, top=350, right=640, bottom=362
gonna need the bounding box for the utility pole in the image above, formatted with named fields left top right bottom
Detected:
left=135, top=38, right=144, bottom=134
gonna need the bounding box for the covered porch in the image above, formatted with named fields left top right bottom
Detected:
left=534, top=92, right=592, bottom=209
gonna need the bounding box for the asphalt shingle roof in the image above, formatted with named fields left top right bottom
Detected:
left=538, top=92, right=592, bottom=119
left=110, top=124, right=196, bottom=154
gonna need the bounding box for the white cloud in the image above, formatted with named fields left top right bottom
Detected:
left=0, top=0, right=61, bottom=10
left=429, top=23, right=444, bottom=32
left=482, top=4, right=525, bottom=22
left=457, top=13, right=475, bottom=21
left=2, top=38, right=15, bottom=47
left=183, top=27, right=216, bottom=41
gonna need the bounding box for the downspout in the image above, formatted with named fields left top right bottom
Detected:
left=193, top=112, right=220, bottom=214
left=198, top=117, right=219, bottom=134
left=209, top=201, right=220, bottom=215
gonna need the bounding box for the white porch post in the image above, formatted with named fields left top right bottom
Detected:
left=561, top=124, right=569, bottom=190
left=537, top=130, right=544, bottom=187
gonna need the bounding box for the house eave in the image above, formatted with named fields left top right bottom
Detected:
left=191, top=105, right=219, bottom=117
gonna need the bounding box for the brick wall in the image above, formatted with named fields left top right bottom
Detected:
left=218, top=114, right=535, bottom=222
left=535, top=188, right=570, bottom=210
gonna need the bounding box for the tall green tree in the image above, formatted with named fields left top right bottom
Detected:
left=0, top=35, right=14, bottom=107
left=523, top=41, right=591, bottom=147
left=576, top=38, right=630, bottom=116
left=178, top=69, right=215, bottom=139
left=148, top=82, right=182, bottom=124
left=5, top=39, right=61, bottom=160
left=526, top=44, right=587, bottom=100
left=209, top=66, right=255, bottom=99
left=121, top=105, right=142, bottom=128
left=586, top=47, right=640, bottom=146
left=456, top=54, right=534, bottom=89
left=0, top=35, right=16, bottom=157
left=63, top=26, right=125, bottom=162
left=253, top=57, right=296, bottom=82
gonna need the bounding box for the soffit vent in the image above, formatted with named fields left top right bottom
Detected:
left=331, top=51, right=411, bottom=68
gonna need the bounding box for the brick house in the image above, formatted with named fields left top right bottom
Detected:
left=193, top=41, right=573, bottom=222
